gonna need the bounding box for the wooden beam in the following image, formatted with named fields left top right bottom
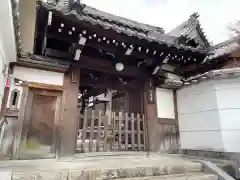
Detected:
left=45, top=48, right=71, bottom=59
left=85, top=40, right=159, bottom=64
left=80, top=80, right=139, bottom=91
left=77, top=56, right=148, bottom=78
left=16, top=55, right=70, bottom=73
left=28, top=82, right=63, bottom=91
left=45, top=33, right=164, bottom=64
left=158, top=118, right=177, bottom=125
left=81, top=75, right=143, bottom=90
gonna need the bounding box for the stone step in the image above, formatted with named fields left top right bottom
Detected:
left=10, top=172, right=218, bottom=180
left=0, top=154, right=206, bottom=180
left=114, top=173, right=218, bottom=180
left=11, top=164, right=204, bottom=180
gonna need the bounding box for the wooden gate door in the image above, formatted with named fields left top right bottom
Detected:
left=19, top=88, right=61, bottom=159
left=158, top=121, right=179, bottom=153
left=78, top=110, right=146, bottom=152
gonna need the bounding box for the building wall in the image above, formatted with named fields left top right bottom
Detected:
left=19, top=0, right=37, bottom=53
left=178, top=77, right=240, bottom=153
left=0, top=44, right=5, bottom=109
left=0, top=0, right=17, bottom=108
left=0, top=0, right=17, bottom=63
left=13, top=66, right=64, bottom=86
left=215, top=77, right=240, bottom=152
left=177, top=81, right=224, bottom=151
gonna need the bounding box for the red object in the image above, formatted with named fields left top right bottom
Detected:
left=5, top=75, right=11, bottom=88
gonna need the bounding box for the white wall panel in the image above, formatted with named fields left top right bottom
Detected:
left=0, top=47, right=4, bottom=109
left=177, top=81, right=222, bottom=150
left=19, top=0, right=37, bottom=53
left=178, top=89, right=218, bottom=114
left=0, top=0, right=17, bottom=109
left=215, top=78, right=240, bottom=152
left=219, top=109, right=240, bottom=130
left=156, top=88, right=175, bottom=119
left=178, top=110, right=221, bottom=131
left=178, top=77, right=240, bottom=152
left=214, top=77, right=240, bottom=90
left=177, top=81, right=215, bottom=100
left=180, top=131, right=224, bottom=151
left=222, top=130, right=240, bottom=152
left=13, top=66, right=64, bottom=86
left=216, top=88, right=240, bottom=110
left=0, top=0, right=17, bottom=63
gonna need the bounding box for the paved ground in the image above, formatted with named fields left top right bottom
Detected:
left=0, top=152, right=216, bottom=180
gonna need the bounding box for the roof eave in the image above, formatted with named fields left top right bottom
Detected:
left=40, top=2, right=207, bottom=54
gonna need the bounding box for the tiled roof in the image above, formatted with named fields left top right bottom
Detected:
left=167, top=13, right=210, bottom=50
left=40, top=1, right=206, bottom=53
left=82, top=5, right=165, bottom=35
left=207, top=37, right=239, bottom=60
left=168, top=13, right=199, bottom=37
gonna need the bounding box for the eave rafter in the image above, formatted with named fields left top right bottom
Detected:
left=37, top=1, right=207, bottom=56
left=34, top=7, right=208, bottom=78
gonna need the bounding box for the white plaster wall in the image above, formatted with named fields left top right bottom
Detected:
left=0, top=44, right=5, bottom=109
left=13, top=66, right=64, bottom=86
left=0, top=0, right=17, bottom=108
left=0, top=0, right=17, bottom=63
left=177, top=81, right=224, bottom=151
left=19, top=0, right=37, bottom=53
left=156, top=88, right=175, bottom=119
left=0, top=38, right=9, bottom=110
left=178, top=77, right=240, bottom=152
left=215, top=77, right=240, bottom=152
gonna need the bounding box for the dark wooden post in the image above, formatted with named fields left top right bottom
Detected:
left=59, top=67, right=80, bottom=157
left=143, top=80, right=158, bottom=152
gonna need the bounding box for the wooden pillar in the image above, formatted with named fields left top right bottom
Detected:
left=59, top=68, right=80, bottom=157
left=106, top=89, right=112, bottom=125
left=143, top=80, right=158, bottom=151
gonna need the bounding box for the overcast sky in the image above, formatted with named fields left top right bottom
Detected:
left=81, top=0, right=240, bottom=45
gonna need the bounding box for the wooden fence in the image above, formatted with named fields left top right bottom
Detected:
left=77, top=110, right=146, bottom=153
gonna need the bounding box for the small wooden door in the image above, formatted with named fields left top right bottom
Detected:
left=20, top=88, right=61, bottom=159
